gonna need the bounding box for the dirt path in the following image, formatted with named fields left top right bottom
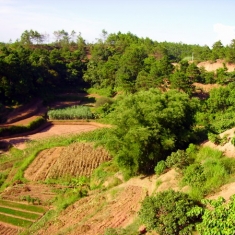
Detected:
left=2, top=124, right=99, bottom=150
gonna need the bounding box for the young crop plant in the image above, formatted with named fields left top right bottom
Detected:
left=48, top=105, right=94, bottom=120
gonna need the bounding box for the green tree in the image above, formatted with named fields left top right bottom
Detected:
left=138, top=190, right=203, bottom=235
left=170, top=71, right=195, bottom=96
left=186, top=63, right=201, bottom=82
left=103, top=89, right=198, bottom=177
left=211, top=40, right=225, bottom=61
left=226, top=39, right=235, bottom=63
left=116, top=44, right=148, bottom=92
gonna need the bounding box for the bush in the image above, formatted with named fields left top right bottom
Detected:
left=165, top=150, right=191, bottom=169
left=197, top=196, right=235, bottom=234
left=94, top=97, right=114, bottom=118
left=95, top=97, right=113, bottom=107
left=181, top=147, right=235, bottom=200
left=208, top=133, right=221, bottom=145
left=138, top=190, right=203, bottom=235
left=154, top=160, right=166, bottom=175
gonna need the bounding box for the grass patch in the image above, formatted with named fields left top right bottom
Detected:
left=0, top=200, right=46, bottom=213
left=0, top=206, right=40, bottom=220
left=90, top=161, right=119, bottom=189
left=86, top=87, right=115, bottom=97
left=181, top=146, right=235, bottom=200
left=0, top=213, right=32, bottom=227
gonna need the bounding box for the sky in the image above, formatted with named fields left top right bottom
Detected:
left=0, top=0, right=235, bottom=47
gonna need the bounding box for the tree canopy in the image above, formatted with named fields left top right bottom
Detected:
left=102, top=89, right=198, bottom=177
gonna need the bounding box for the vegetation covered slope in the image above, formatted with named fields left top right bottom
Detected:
left=1, top=29, right=235, bottom=234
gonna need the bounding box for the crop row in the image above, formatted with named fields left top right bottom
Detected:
left=46, top=143, right=112, bottom=178
left=0, top=206, right=40, bottom=220
left=0, top=213, right=32, bottom=228
left=0, top=200, right=46, bottom=213
left=48, top=105, right=94, bottom=120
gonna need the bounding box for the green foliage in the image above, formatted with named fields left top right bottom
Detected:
left=231, top=136, right=235, bottom=146
left=138, top=190, right=203, bottom=235
left=0, top=206, right=40, bottom=220
left=154, top=160, right=167, bottom=175
left=0, top=172, right=7, bottom=187
left=0, top=116, right=46, bottom=137
left=165, top=149, right=191, bottom=169
left=198, top=84, right=235, bottom=133
left=48, top=105, right=93, bottom=120
left=0, top=213, right=32, bottom=227
left=170, top=71, right=195, bottom=96
left=102, top=89, right=198, bottom=176
left=90, top=161, right=119, bottom=189
left=197, top=196, right=235, bottom=234
left=208, top=132, right=228, bottom=145
left=0, top=43, right=86, bottom=105
left=94, top=97, right=114, bottom=118
left=181, top=147, right=235, bottom=200
left=208, top=133, right=222, bottom=145
left=54, top=187, right=87, bottom=211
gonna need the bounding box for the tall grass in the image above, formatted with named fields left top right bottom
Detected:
left=48, top=105, right=93, bottom=120
left=181, top=146, right=235, bottom=200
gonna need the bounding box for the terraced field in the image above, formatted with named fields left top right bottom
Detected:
left=37, top=185, right=146, bottom=235
left=0, top=200, right=46, bottom=232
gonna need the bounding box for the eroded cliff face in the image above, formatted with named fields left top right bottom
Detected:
left=197, top=59, right=235, bottom=72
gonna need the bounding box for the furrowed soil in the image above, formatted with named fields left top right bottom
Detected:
left=2, top=92, right=235, bottom=234
left=24, top=143, right=112, bottom=180
left=36, top=185, right=146, bottom=235
left=0, top=222, right=21, bottom=235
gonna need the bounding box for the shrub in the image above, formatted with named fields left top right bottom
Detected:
left=208, top=133, right=221, bottom=145
left=181, top=147, right=235, bottom=200
left=95, top=97, right=113, bottom=107
left=165, top=150, right=191, bottom=169
left=154, top=160, right=166, bottom=175
left=138, top=190, right=203, bottom=235
left=197, top=196, right=235, bottom=234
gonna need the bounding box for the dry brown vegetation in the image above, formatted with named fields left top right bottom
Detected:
left=24, top=143, right=112, bottom=181
left=2, top=91, right=235, bottom=234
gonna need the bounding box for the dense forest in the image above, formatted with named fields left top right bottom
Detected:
left=1, top=29, right=235, bottom=105
left=1, top=29, right=235, bottom=234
